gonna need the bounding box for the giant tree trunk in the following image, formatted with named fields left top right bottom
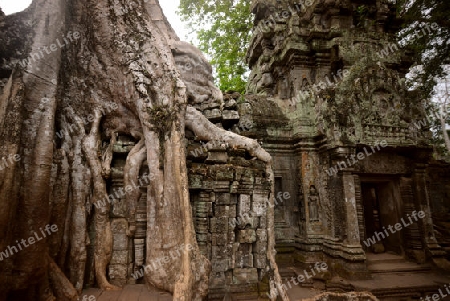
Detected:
left=0, top=0, right=288, bottom=300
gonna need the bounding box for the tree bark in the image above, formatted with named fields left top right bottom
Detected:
left=0, top=0, right=288, bottom=300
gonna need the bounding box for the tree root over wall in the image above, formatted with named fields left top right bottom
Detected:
left=0, top=0, right=289, bottom=300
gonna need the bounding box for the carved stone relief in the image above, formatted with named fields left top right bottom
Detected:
left=308, top=185, right=321, bottom=222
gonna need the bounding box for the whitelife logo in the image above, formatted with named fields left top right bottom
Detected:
left=376, top=22, right=439, bottom=59
left=288, top=69, right=350, bottom=106
left=0, top=224, right=58, bottom=261
left=326, top=140, right=388, bottom=177
left=267, top=262, right=328, bottom=298
left=19, top=31, right=81, bottom=68
left=131, top=243, right=194, bottom=279
left=93, top=173, right=152, bottom=209
left=55, top=103, right=118, bottom=140
left=420, top=283, right=450, bottom=301
left=229, top=192, right=290, bottom=228
left=0, top=153, right=21, bottom=171
left=362, top=211, right=425, bottom=248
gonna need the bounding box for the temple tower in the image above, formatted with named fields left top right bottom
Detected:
left=244, top=0, right=446, bottom=278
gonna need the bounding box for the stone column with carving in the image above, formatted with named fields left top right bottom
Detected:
left=108, top=163, right=130, bottom=287
left=308, top=185, right=320, bottom=223
left=412, top=164, right=448, bottom=264
left=342, top=172, right=360, bottom=246
left=132, top=187, right=147, bottom=281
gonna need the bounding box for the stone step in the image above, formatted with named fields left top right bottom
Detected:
left=288, top=266, right=316, bottom=288
left=365, top=252, right=434, bottom=274
left=365, top=252, right=407, bottom=265
left=368, top=261, right=432, bottom=274
left=234, top=295, right=265, bottom=301
left=348, top=272, right=450, bottom=301
left=367, top=257, right=408, bottom=265
left=279, top=267, right=297, bottom=280
left=82, top=284, right=173, bottom=301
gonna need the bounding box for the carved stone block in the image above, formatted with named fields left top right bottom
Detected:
left=199, top=192, right=211, bottom=199
left=216, top=193, right=231, bottom=205
left=134, top=238, right=145, bottom=267
left=233, top=268, right=259, bottom=284
left=256, top=229, right=267, bottom=242
left=198, top=241, right=209, bottom=257
left=112, top=233, right=128, bottom=251
left=224, top=98, right=237, bottom=109
left=238, top=229, right=256, bottom=243
left=188, top=174, right=203, bottom=189
left=195, top=217, right=209, bottom=233
left=202, top=180, right=214, bottom=190
left=206, top=151, right=228, bottom=164
left=236, top=252, right=253, bottom=268
left=214, top=168, right=234, bottom=181
left=229, top=204, right=237, bottom=217
left=230, top=180, right=239, bottom=193
left=110, top=250, right=129, bottom=265
left=213, top=180, right=231, bottom=192
left=259, top=215, right=267, bottom=228
left=196, top=233, right=209, bottom=242
left=253, top=240, right=267, bottom=254
left=196, top=201, right=209, bottom=218
left=237, top=184, right=254, bottom=194
left=227, top=228, right=235, bottom=245
left=109, top=264, right=128, bottom=287
left=252, top=192, right=268, bottom=216
left=212, top=233, right=227, bottom=246
left=205, top=108, right=222, bottom=121
left=215, top=205, right=230, bottom=218
left=238, top=194, right=251, bottom=216
left=209, top=271, right=226, bottom=288
left=254, top=254, right=267, bottom=269
left=111, top=199, right=127, bottom=218
left=222, top=110, right=240, bottom=121
left=210, top=217, right=228, bottom=233
left=212, top=258, right=230, bottom=272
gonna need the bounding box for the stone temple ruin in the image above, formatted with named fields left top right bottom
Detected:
left=0, top=0, right=450, bottom=300
left=240, top=0, right=450, bottom=299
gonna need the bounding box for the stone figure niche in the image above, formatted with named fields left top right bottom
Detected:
left=308, top=185, right=321, bottom=223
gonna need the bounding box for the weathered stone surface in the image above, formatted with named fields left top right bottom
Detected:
left=253, top=240, right=267, bottom=255
left=253, top=254, right=267, bottom=269
left=303, top=292, right=378, bottom=301
left=210, top=217, right=228, bottom=233
left=206, top=151, right=228, bottom=164
left=252, top=192, right=268, bottom=217
left=222, top=110, right=240, bottom=122
left=238, top=229, right=257, bottom=244
left=110, top=250, right=129, bottom=265
left=237, top=194, right=251, bottom=216
left=4, top=0, right=449, bottom=300
left=212, top=259, right=230, bottom=273
left=216, top=193, right=231, bottom=205
left=232, top=268, right=258, bottom=284
left=236, top=251, right=253, bottom=268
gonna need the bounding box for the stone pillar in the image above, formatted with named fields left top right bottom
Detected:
left=108, top=165, right=130, bottom=287
left=109, top=218, right=129, bottom=287
left=399, top=177, right=424, bottom=261
left=412, top=164, right=446, bottom=260
left=342, top=172, right=360, bottom=246
left=133, top=188, right=147, bottom=279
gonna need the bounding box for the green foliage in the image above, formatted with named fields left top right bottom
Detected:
left=354, top=5, right=369, bottom=28
left=178, top=0, right=253, bottom=93
left=397, top=0, right=450, bottom=156
left=397, top=0, right=450, bottom=98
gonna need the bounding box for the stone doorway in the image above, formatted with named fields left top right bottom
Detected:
left=360, top=180, right=402, bottom=256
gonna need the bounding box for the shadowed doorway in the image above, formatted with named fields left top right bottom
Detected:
left=361, top=181, right=402, bottom=255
